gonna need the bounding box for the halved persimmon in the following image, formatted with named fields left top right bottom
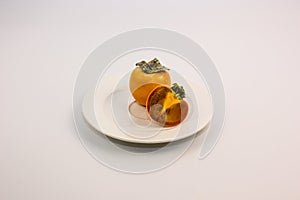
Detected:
left=146, top=84, right=188, bottom=127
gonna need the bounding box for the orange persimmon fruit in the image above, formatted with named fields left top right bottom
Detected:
left=129, top=58, right=171, bottom=106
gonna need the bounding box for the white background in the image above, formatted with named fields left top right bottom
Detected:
left=1, top=0, right=300, bottom=199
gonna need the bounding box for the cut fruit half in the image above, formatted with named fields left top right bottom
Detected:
left=146, top=85, right=188, bottom=127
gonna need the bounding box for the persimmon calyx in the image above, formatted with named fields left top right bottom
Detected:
left=136, top=58, right=169, bottom=74
left=171, top=83, right=186, bottom=100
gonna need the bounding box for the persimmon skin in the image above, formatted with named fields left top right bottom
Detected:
left=146, top=86, right=188, bottom=127
left=129, top=67, right=171, bottom=106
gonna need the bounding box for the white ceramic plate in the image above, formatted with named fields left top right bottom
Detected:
left=82, top=49, right=213, bottom=144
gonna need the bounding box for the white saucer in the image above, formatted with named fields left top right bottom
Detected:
left=82, top=69, right=213, bottom=144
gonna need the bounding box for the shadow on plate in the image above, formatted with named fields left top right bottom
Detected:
left=83, top=115, right=209, bottom=154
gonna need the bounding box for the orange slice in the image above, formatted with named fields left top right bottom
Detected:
left=146, top=85, right=188, bottom=127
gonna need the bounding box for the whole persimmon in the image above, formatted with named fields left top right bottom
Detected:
left=129, top=58, right=171, bottom=106
left=146, top=83, right=188, bottom=127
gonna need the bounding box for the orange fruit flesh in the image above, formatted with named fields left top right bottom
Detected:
left=146, top=86, right=188, bottom=127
